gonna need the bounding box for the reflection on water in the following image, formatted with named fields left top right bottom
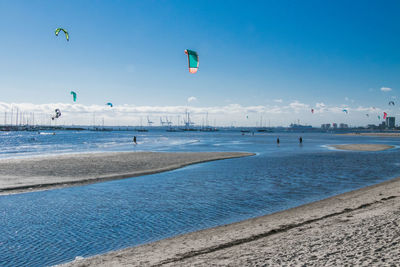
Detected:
left=1, top=131, right=400, bottom=266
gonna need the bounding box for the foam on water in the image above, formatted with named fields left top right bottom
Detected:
left=320, top=144, right=339, bottom=151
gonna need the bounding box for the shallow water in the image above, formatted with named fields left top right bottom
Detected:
left=1, top=130, right=400, bottom=266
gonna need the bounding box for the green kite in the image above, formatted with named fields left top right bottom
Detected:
left=55, top=28, right=69, bottom=41
left=70, top=91, right=77, bottom=102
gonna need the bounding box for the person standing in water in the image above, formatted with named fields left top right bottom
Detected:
left=277, top=137, right=280, bottom=145
left=299, top=136, right=303, bottom=144
left=133, top=136, right=137, bottom=145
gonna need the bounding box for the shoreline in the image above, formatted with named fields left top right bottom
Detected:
left=60, top=176, right=400, bottom=266
left=338, top=132, right=400, bottom=137
left=0, top=151, right=254, bottom=195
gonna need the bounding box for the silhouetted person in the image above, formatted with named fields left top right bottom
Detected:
left=133, top=136, right=137, bottom=144
left=299, top=136, right=303, bottom=144
left=277, top=137, right=280, bottom=145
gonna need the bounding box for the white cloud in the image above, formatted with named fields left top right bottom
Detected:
left=381, top=87, right=392, bottom=92
left=329, top=106, right=347, bottom=114
left=345, top=97, right=349, bottom=101
left=355, top=106, right=372, bottom=112
left=288, top=101, right=309, bottom=113
left=313, top=102, right=327, bottom=113
left=187, top=96, right=197, bottom=103
left=273, top=99, right=283, bottom=103
left=0, top=102, right=278, bottom=126
left=0, top=101, right=389, bottom=127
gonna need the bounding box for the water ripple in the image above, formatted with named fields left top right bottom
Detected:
left=1, top=133, right=400, bottom=266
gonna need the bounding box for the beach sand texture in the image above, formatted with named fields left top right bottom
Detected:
left=0, top=151, right=254, bottom=194
left=61, top=177, right=400, bottom=267
left=331, top=144, right=394, bottom=151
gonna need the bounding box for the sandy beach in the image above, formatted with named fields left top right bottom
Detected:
left=339, top=132, right=400, bottom=137
left=331, top=144, right=395, bottom=151
left=0, top=151, right=254, bottom=195
left=60, top=176, right=400, bottom=267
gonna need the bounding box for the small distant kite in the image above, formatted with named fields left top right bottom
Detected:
left=55, top=28, right=69, bottom=41
left=184, top=49, right=199, bottom=74
left=389, top=101, right=395, bottom=106
left=383, top=112, right=388, bottom=120
left=70, top=91, right=77, bottom=102
left=378, top=115, right=381, bottom=120
left=106, top=102, right=113, bottom=107
left=52, top=109, right=61, bottom=120
left=342, top=109, right=348, bottom=114
left=311, top=109, right=314, bottom=114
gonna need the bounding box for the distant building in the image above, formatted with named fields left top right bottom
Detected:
left=386, top=117, right=395, bottom=128
left=321, top=123, right=331, bottom=130
left=339, top=123, right=348, bottom=129
left=332, top=123, right=338, bottom=129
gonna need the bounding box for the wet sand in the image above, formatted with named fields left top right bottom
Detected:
left=0, top=151, right=254, bottom=195
left=60, top=176, right=400, bottom=267
left=339, top=132, right=400, bottom=137
left=331, top=144, right=394, bottom=151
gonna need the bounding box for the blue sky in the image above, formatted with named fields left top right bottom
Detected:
left=0, top=0, right=399, bottom=126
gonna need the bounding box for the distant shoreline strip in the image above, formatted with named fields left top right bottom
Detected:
left=338, top=132, right=400, bottom=137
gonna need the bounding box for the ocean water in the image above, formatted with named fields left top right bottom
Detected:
left=1, top=130, right=400, bottom=266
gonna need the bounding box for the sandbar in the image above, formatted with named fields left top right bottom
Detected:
left=331, top=144, right=394, bottom=151
left=0, top=151, right=254, bottom=195
left=60, top=176, right=400, bottom=267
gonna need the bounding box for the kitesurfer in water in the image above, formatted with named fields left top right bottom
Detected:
left=133, top=136, right=137, bottom=145
left=299, top=137, right=303, bottom=144
left=277, top=137, right=280, bottom=145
